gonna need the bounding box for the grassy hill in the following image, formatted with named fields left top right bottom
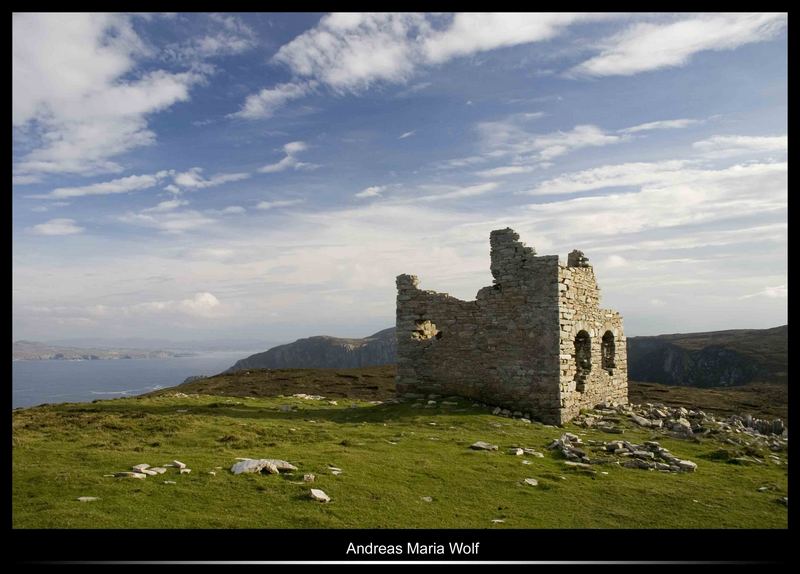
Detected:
left=12, top=366, right=787, bottom=529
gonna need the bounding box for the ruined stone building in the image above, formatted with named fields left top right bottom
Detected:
left=395, top=228, right=628, bottom=425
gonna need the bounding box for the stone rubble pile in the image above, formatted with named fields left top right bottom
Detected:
left=571, top=400, right=787, bottom=446
left=292, top=393, right=325, bottom=400
left=546, top=433, right=698, bottom=473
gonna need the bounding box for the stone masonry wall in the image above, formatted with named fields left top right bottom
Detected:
left=396, top=229, right=562, bottom=423
left=557, top=253, right=628, bottom=423
left=396, top=228, right=628, bottom=425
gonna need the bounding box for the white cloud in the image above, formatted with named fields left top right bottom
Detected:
left=417, top=182, right=499, bottom=202
left=179, top=292, right=221, bottom=316
left=30, top=218, right=85, bottom=236
left=477, top=120, right=624, bottom=163
left=259, top=141, right=316, bottom=173
left=528, top=160, right=693, bottom=195
left=238, top=13, right=617, bottom=119
left=355, top=185, right=386, bottom=198
left=220, top=205, right=246, bottom=215
left=172, top=167, right=250, bottom=189
left=37, top=170, right=173, bottom=199
left=571, top=13, right=787, bottom=77
left=692, top=134, right=787, bottom=159
left=13, top=14, right=202, bottom=176
left=619, top=118, right=701, bottom=134
left=603, top=255, right=629, bottom=269
left=475, top=165, right=536, bottom=178
left=233, top=81, right=315, bottom=120
left=13, top=175, right=41, bottom=185
left=143, top=199, right=190, bottom=213
left=399, top=131, right=416, bottom=139
left=739, top=284, right=787, bottom=300
left=422, top=13, right=606, bottom=63
left=163, top=13, right=257, bottom=63
left=521, top=160, right=787, bottom=238
left=119, top=209, right=216, bottom=233
left=256, top=199, right=305, bottom=210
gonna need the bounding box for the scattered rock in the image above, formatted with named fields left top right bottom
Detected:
left=163, top=480, right=176, bottom=485
left=132, top=464, right=150, bottom=471
left=523, top=478, right=538, bottom=487
left=77, top=497, right=99, bottom=502
left=208, top=471, right=216, bottom=476
left=471, top=441, right=498, bottom=451
left=114, top=472, right=146, bottom=479
left=310, top=488, right=330, bottom=503
left=231, top=459, right=298, bottom=475
left=509, top=448, right=524, bottom=456
left=139, top=469, right=159, bottom=476
left=491, top=519, right=505, bottom=524
left=149, top=467, right=167, bottom=474
left=677, top=460, right=697, bottom=472
left=180, top=468, right=192, bottom=475
left=303, top=474, right=315, bottom=483
left=421, top=496, right=433, bottom=502
left=171, top=460, right=187, bottom=469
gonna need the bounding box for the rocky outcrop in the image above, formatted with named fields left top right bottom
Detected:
left=225, top=328, right=396, bottom=372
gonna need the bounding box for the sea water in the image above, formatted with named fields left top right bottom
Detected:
left=11, top=351, right=254, bottom=409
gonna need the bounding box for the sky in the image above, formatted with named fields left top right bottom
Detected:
left=12, top=12, right=788, bottom=345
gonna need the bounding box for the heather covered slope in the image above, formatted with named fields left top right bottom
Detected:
left=626, top=325, right=787, bottom=387
left=226, top=328, right=396, bottom=372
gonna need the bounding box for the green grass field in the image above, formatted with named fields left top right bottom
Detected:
left=12, top=390, right=788, bottom=528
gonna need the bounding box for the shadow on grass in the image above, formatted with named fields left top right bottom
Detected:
left=25, top=399, right=495, bottom=426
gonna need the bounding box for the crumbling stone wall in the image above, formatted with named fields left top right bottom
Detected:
left=396, top=228, right=627, bottom=425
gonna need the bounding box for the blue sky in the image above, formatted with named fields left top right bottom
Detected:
left=12, top=13, right=788, bottom=344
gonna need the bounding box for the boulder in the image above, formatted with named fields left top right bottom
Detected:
left=310, top=488, right=330, bottom=503
left=471, top=441, right=498, bottom=451
left=230, top=459, right=298, bottom=475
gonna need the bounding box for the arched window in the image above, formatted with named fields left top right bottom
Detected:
left=602, top=331, right=616, bottom=373
left=574, top=330, right=591, bottom=392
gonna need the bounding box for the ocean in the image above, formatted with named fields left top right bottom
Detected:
left=11, top=351, right=254, bottom=409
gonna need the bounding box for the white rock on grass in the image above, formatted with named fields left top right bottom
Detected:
left=180, top=468, right=192, bottom=475
left=77, top=497, right=99, bottom=502
left=509, top=448, right=524, bottom=456
left=310, top=488, right=330, bottom=503
left=163, top=480, right=177, bottom=485
left=303, top=474, right=315, bottom=483
left=471, top=441, right=498, bottom=451
left=114, top=472, right=146, bottom=479
left=149, top=467, right=167, bottom=474
left=140, top=469, right=159, bottom=476
left=230, top=459, right=298, bottom=475
left=523, top=478, right=539, bottom=487
left=421, top=496, right=433, bottom=502
left=132, top=464, right=150, bottom=471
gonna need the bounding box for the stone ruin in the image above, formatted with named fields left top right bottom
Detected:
left=395, top=227, right=628, bottom=425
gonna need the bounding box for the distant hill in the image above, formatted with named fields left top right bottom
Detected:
left=225, top=325, right=786, bottom=389
left=626, top=325, right=787, bottom=388
left=12, top=340, right=195, bottom=361
left=225, top=328, right=396, bottom=372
